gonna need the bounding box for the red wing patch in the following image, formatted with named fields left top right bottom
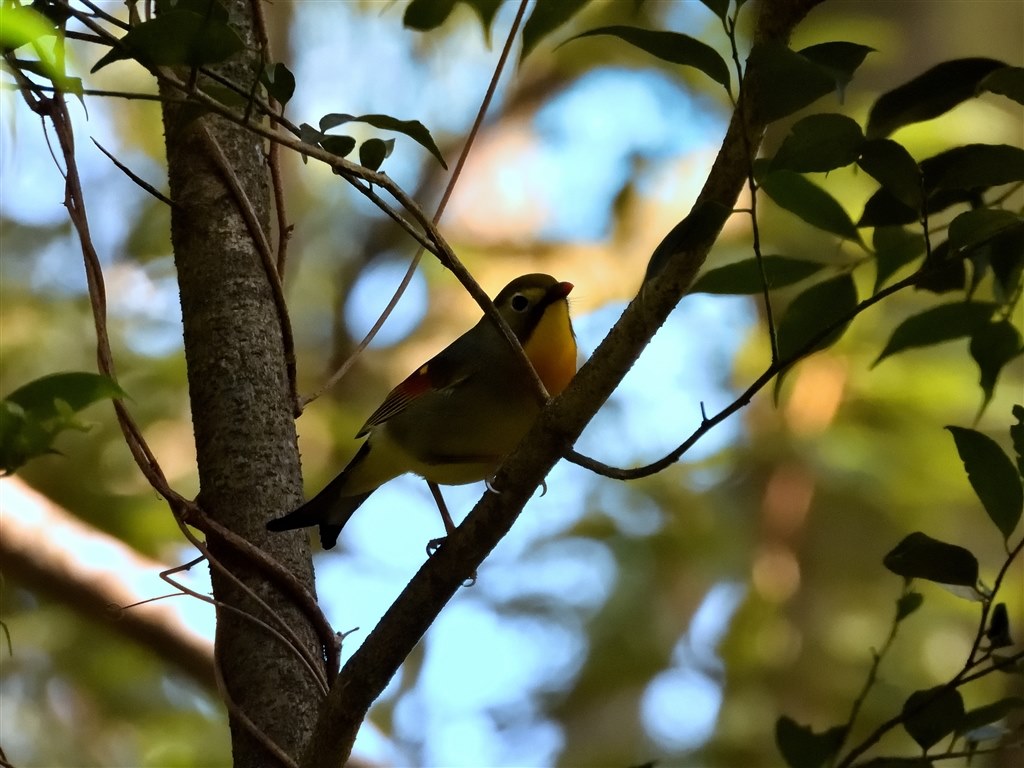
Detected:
left=356, top=364, right=433, bottom=437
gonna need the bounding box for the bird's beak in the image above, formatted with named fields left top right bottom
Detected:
left=551, top=281, right=574, bottom=300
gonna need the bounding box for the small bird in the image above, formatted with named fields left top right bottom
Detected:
left=267, top=273, right=577, bottom=549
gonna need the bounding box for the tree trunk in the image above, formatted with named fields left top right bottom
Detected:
left=160, top=1, right=320, bottom=763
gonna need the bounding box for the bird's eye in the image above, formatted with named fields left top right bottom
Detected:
left=510, top=294, right=530, bottom=312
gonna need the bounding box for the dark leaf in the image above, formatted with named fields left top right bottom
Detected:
left=91, top=9, right=244, bottom=72
left=154, top=0, right=229, bottom=19
left=873, top=226, right=925, bottom=293
left=759, top=170, right=862, bottom=243
left=965, top=695, right=1024, bottom=726
left=858, top=759, right=933, bottom=768
left=970, top=321, right=1023, bottom=414
left=858, top=139, right=922, bottom=210
left=403, top=0, right=457, bottom=30
left=883, top=532, right=979, bottom=588
left=697, top=0, right=730, bottom=20
left=320, top=135, right=356, bottom=158
left=916, top=240, right=966, bottom=294
left=797, top=41, right=875, bottom=97
left=769, top=113, right=864, bottom=173
left=1012, top=404, right=1024, bottom=478
left=857, top=188, right=918, bottom=228
left=359, top=138, right=394, bottom=171
left=691, top=256, right=826, bottom=295
left=866, top=58, right=1006, bottom=139
left=775, top=717, right=846, bottom=768
left=776, top=274, right=858, bottom=363
left=564, top=26, right=730, bottom=90
left=873, top=301, right=997, bottom=366
left=747, top=42, right=835, bottom=122
left=980, top=66, right=1024, bottom=105
left=946, top=426, right=1023, bottom=540
left=463, top=0, right=503, bottom=37
left=319, top=113, right=447, bottom=169
left=902, top=686, right=965, bottom=751
left=985, top=604, right=1014, bottom=649
left=895, top=591, right=924, bottom=621
left=989, top=226, right=1024, bottom=302
left=521, top=0, right=590, bottom=60
left=261, top=62, right=295, bottom=107
left=948, top=209, right=1024, bottom=254
left=922, top=144, right=1024, bottom=193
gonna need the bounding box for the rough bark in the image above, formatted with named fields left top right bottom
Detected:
left=159, top=1, right=320, bottom=763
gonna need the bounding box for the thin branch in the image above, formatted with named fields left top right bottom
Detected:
left=91, top=138, right=177, bottom=208
left=301, top=0, right=532, bottom=408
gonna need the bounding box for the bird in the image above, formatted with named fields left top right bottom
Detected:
left=267, top=273, right=577, bottom=550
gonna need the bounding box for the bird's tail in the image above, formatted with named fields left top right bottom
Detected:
left=266, top=444, right=374, bottom=550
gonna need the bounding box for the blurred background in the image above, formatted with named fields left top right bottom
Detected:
left=1, top=1, right=1022, bottom=766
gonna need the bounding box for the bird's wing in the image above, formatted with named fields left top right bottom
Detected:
left=355, top=354, right=470, bottom=438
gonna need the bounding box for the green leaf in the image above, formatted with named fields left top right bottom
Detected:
left=563, top=26, right=731, bottom=90
left=261, top=62, right=295, bottom=107
left=902, top=686, right=965, bottom=751
left=320, top=135, right=356, bottom=158
left=895, top=591, right=924, bottom=621
left=91, top=9, right=244, bottom=73
left=759, top=170, right=863, bottom=243
left=403, top=0, right=457, bottom=31
left=946, top=426, right=1023, bottom=540
left=1011, top=404, right=1024, bottom=478
left=1, top=372, right=126, bottom=474
left=980, top=66, right=1024, bottom=105
left=948, top=209, right=1024, bottom=254
left=776, top=274, right=858, bottom=363
left=883, top=532, right=979, bottom=588
left=873, top=302, right=997, bottom=366
left=970, top=321, right=1023, bottom=414
left=797, top=41, right=875, bottom=98
left=747, top=43, right=835, bottom=122
left=858, top=139, right=922, bottom=210
left=866, top=58, right=1007, bottom=138
left=985, top=603, right=1014, bottom=649
left=769, top=113, right=864, bottom=173
left=922, top=144, right=1024, bottom=193
left=691, top=256, right=825, bottom=295
left=916, top=240, right=966, bottom=295
left=697, top=0, right=730, bottom=20
left=521, top=0, right=590, bottom=61
left=873, top=226, right=925, bottom=293
left=775, top=717, right=846, bottom=768
left=359, top=138, right=394, bottom=171
left=318, top=113, right=447, bottom=169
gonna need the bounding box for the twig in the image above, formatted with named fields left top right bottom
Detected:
left=91, top=137, right=177, bottom=208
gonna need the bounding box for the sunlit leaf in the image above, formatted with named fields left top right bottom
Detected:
left=873, top=301, right=997, bottom=366
left=858, top=139, right=922, bottom=210
left=866, top=58, right=1006, bottom=138
left=970, top=321, right=1023, bottom=414
left=922, top=144, right=1024, bottom=193
left=563, top=26, right=731, bottom=90
left=521, top=0, right=589, bottom=60
left=769, top=113, right=864, bottom=173
left=747, top=42, right=834, bottom=122
left=946, top=426, right=1023, bottom=540
left=775, top=717, right=845, bottom=768
left=92, top=9, right=244, bottom=73
left=979, top=65, right=1024, bottom=105
left=691, top=256, right=826, bottom=295
left=776, top=274, right=858, bottom=363
left=873, top=226, right=925, bottom=293
left=883, top=532, right=979, bottom=588
left=759, top=170, right=862, bottom=243
left=318, top=113, right=447, bottom=169
left=902, top=686, right=964, bottom=751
